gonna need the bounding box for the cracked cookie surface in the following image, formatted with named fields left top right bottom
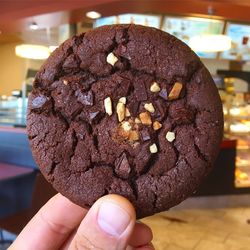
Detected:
left=27, top=24, right=223, bottom=218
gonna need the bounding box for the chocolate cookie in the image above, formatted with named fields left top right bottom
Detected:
left=27, top=24, right=223, bottom=218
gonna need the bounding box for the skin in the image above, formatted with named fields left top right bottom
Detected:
left=9, top=194, right=154, bottom=250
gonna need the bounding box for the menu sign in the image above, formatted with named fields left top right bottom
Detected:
left=94, top=14, right=161, bottom=29
left=162, top=16, right=224, bottom=58
left=221, top=23, right=250, bottom=61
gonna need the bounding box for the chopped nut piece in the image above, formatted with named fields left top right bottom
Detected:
left=139, top=112, right=152, bottom=125
left=104, top=97, right=112, bottom=116
left=134, top=123, right=139, bottom=130
left=149, top=143, right=158, bottom=153
left=121, top=121, right=132, bottom=131
left=115, top=127, right=130, bottom=140
left=106, top=52, right=118, bottom=66
left=168, top=82, right=183, bottom=100
left=150, top=82, right=161, bottom=92
left=63, top=80, right=68, bottom=85
left=125, top=108, right=131, bottom=117
left=128, top=118, right=134, bottom=124
left=119, top=97, right=126, bottom=105
left=116, top=102, right=125, bottom=122
left=115, top=123, right=139, bottom=142
left=166, top=131, right=175, bottom=142
left=133, top=142, right=140, bottom=148
left=153, top=121, right=162, bottom=130
left=144, top=103, right=155, bottom=113
left=135, top=118, right=141, bottom=124
left=128, top=130, right=139, bottom=141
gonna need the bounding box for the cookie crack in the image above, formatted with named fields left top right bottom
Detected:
left=69, top=129, right=78, bottom=164
left=50, top=96, right=70, bottom=129
left=152, top=184, right=158, bottom=210
left=139, top=153, right=159, bottom=176
left=123, top=25, right=130, bottom=43
left=74, top=33, right=85, bottom=47
left=92, top=133, right=99, bottom=151
left=194, top=142, right=209, bottom=164
left=129, top=177, right=138, bottom=200
left=29, top=118, right=51, bottom=145
left=172, top=143, right=181, bottom=167
left=47, top=161, right=59, bottom=177
left=183, top=153, right=208, bottom=189
left=28, top=134, right=38, bottom=140
left=188, top=61, right=203, bottom=83
left=87, top=161, right=113, bottom=170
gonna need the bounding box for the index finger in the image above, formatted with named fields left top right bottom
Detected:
left=9, top=193, right=87, bottom=250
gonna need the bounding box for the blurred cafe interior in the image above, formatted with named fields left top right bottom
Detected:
left=1, top=1, right=250, bottom=249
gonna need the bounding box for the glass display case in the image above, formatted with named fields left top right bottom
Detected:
left=219, top=76, right=250, bottom=189
left=225, top=103, right=250, bottom=188
left=0, top=97, right=27, bottom=127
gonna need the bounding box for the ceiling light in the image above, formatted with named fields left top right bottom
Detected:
left=15, top=44, right=50, bottom=60
left=86, top=11, right=101, bottom=19
left=189, top=35, right=232, bottom=52
left=29, top=22, right=39, bottom=30
left=49, top=46, right=59, bottom=53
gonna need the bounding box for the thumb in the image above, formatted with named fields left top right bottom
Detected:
left=68, top=194, right=136, bottom=250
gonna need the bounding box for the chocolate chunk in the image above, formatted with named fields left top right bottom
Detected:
left=135, top=142, right=152, bottom=174
left=120, top=78, right=131, bottom=96
left=79, top=79, right=95, bottom=92
left=134, top=79, right=147, bottom=101
left=76, top=90, right=94, bottom=106
left=31, top=95, right=49, bottom=109
left=49, top=80, right=61, bottom=91
left=89, top=111, right=99, bottom=120
left=84, top=74, right=96, bottom=86
left=117, top=44, right=127, bottom=54
left=89, top=53, right=113, bottom=76
left=170, top=107, right=195, bottom=125
left=153, top=99, right=166, bottom=120
left=115, top=77, right=131, bottom=97
left=62, top=73, right=92, bottom=91
left=159, top=88, right=168, bottom=100
left=72, top=73, right=95, bottom=90
left=115, top=59, right=129, bottom=71
left=63, top=54, right=79, bottom=70
left=127, top=100, right=139, bottom=117
left=140, top=129, right=151, bottom=141
left=89, top=111, right=103, bottom=124
left=115, top=152, right=131, bottom=179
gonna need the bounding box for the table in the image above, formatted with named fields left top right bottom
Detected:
left=0, top=163, right=36, bottom=219
left=0, top=163, right=33, bottom=182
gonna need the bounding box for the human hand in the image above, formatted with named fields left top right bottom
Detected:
left=9, top=193, right=154, bottom=250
